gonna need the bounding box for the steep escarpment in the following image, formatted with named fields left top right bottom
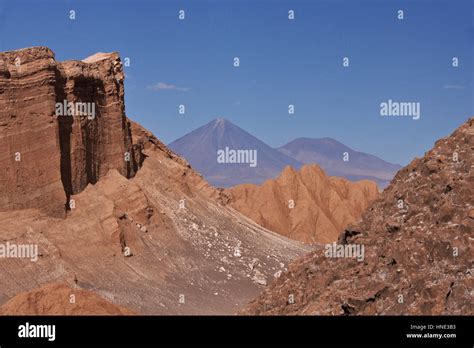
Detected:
left=228, top=164, right=379, bottom=244
left=243, top=118, right=473, bottom=315
left=0, top=47, right=138, bottom=217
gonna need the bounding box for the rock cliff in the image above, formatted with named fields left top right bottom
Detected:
left=0, top=47, right=138, bottom=217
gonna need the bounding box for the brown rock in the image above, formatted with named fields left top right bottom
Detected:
left=0, top=282, right=135, bottom=315
left=227, top=164, right=379, bottom=244
left=0, top=47, right=137, bottom=217
left=0, top=47, right=66, bottom=216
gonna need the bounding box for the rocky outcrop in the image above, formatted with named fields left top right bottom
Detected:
left=0, top=282, right=135, bottom=315
left=0, top=47, right=137, bottom=217
left=228, top=164, right=379, bottom=244
left=243, top=118, right=473, bottom=315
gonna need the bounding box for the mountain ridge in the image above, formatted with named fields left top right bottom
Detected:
left=169, top=118, right=402, bottom=188
left=278, top=137, right=403, bottom=187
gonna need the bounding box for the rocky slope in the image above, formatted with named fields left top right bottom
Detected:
left=0, top=47, right=311, bottom=315
left=243, top=118, right=473, bottom=315
left=0, top=282, right=135, bottom=315
left=228, top=164, right=379, bottom=244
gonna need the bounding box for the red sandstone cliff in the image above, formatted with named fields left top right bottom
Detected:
left=0, top=47, right=139, bottom=217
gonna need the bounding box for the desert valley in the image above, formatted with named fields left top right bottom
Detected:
left=0, top=47, right=472, bottom=316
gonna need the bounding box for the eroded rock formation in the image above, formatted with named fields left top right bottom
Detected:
left=228, top=164, right=379, bottom=244
left=0, top=47, right=138, bottom=217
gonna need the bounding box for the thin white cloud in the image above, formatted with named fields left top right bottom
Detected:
left=443, top=84, right=465, bottom=90
left=147, top=82, right=190, bottom=92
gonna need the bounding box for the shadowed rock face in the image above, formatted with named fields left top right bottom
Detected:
left=227, top=164, right=379, bottom=244
left=0, top=47, right=311, bottom=315
left=0, top=47, right=138, bottom=217
left=243, top=118, right=474, bottom=315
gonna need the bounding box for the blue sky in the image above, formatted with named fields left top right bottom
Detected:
left=0, top=0, right=472, bottom=165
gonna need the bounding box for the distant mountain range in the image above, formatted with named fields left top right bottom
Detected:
left=278, top=137, right=403, bottom=188
left=168, top=118, right=402, bottom=188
